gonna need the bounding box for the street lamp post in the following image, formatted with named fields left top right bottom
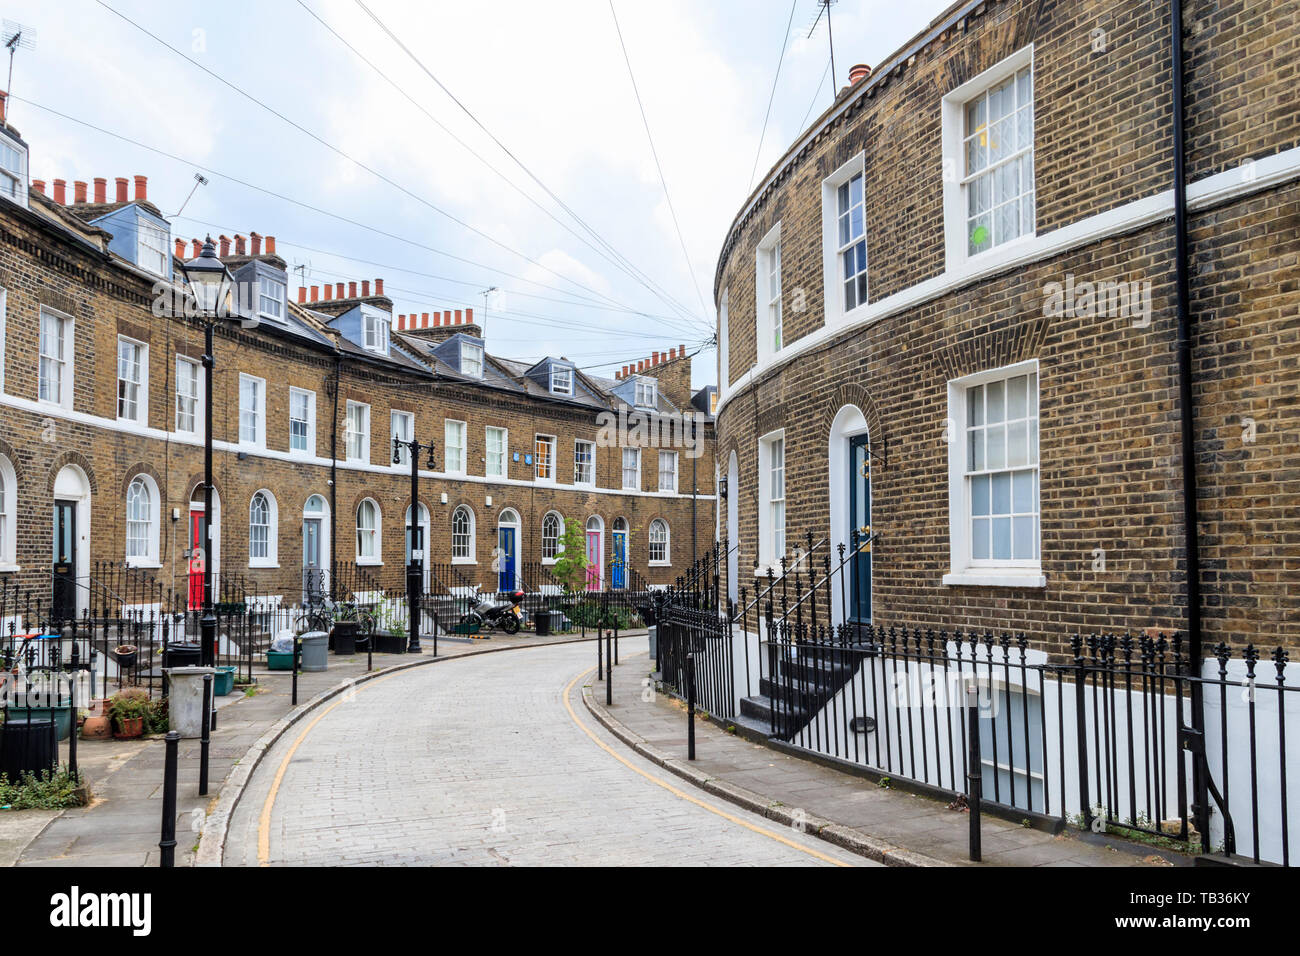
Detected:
left=180, top=237, right=247, bottom=668
left=393, top=435, right=436, bottom=654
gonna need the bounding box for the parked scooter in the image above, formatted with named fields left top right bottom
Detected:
left=457, top=588, right=524, bottom=635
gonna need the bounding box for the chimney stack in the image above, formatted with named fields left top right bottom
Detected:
left=115, top=177, right=129, bottom=202
left=298, top=287, right=307, bottom=303
left=375, top=278, right=384, bottom=296
left=52, top=179, right=66, bottom=204
left=174, top=238, right=186, bottom=259
left=93, top=177, right=107, bottom=203
left=133, top=175, right=147, bottom=202
left=234, top=234, right=246, bottom=255
left=31, top=179, right=44, bottom=195
left=250, top=232, right=262, bottom=255
left=219, top=235, right=230, bottom=257
left=466, top=307, right=474, bottom=324
left=73, top=180, right=87, bottom=203
left=423, top=312, right=432, bottom=327
left=191, top=239, right=202, bottom=258
left=849, top=63, right=872, bottom=85
left=310, top=285, right=319, bottom=301
left=265, top=236, right=276, bottom=255
left=348, top=281, right=357, bottom=298
left=334, top=282, right=344, bottom=299
left=362, top=280, right=370, bottom=297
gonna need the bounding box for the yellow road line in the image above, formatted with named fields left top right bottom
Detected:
left=562, top=668, right=852, bottom=867
left=257, top=670, right=405, bottom=866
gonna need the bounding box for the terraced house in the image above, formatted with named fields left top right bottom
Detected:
left=0, top=94, right=715, bottom=624
left=700, top=0, right=1299, bottom=863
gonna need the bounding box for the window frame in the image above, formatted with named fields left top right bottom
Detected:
left=755, top=222, right=783, bottom=361
left=621, top=447, right=641, bottom=491
left=136, top=215, right=168, bottom=276
left=550, top=365, right=574, bottom=395
left=534, top=434, right=556, bottom=482
left=460, top=341, right=484, bottom=378
left=124, top=474, right=161, bottom=567
left=389, top=409, right=414, bottom=467
left=175, top=355, right=202, bottom=437
left=757, top=430, right=786, bottom=571
left=239, top=373, right=266, bottom=448
left=444, top=419, right=467, bottom=476
left=634, top=379, right=656, bottom=409
left=290, top=387, right=316, bottom=456
left=942, top=45, right=1036, bottom=272
left=258, top=274, right=287, bottom=323
left=345, top=400, right=371, bottom=463
left=820, top=153, right=868, bottom=327
left=451, top=504, right=476, bottom=563
left=573, top=439, right=595, bottom=487
left=658, top=450, right=678, bottom=494
left=541, top=510, right=563, bottom=563
left=37, top=306, right=73, bottom=410
left=355, top=498, right=381, bottom=564
left=944, top=358, right=1045, bottom=588
left=362, top=312, right=390, bottom=354
left=485, top=426, right=508, bottom=479
left=248, top=489, right=279, bottom=568
left=0, top=286, right=7, bottom=395
left=0, top=454, right=15, bottom=570
left=115, top=335, right=149, bottom=426
left=648, top=518, right=670, bottom=566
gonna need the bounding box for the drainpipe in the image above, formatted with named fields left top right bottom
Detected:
left=1170, top=1, right=1202, bottom=665
left=329, top=354, right=341, bottom=602
left=1170, top=0, right=1209, bottom=849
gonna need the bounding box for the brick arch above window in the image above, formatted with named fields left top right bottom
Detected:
left=936, top=314, right=1049, bottom=384
left=184, top=473, right=223, bottom=504
left=348, top=491, right=383, bottom=518
left=0, top=437, right=21, bottom=484
left=46, top=451, right=98, bottom=495
left=121, top=461, right=164, bottom=498
left=755, top=404, right=785, bottom=438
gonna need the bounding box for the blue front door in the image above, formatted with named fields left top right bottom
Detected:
left=497, top=526, right=516, bottom=591
left=612, top=532, right=627, bottom=589
left=849, top=433, right=872, bottom=622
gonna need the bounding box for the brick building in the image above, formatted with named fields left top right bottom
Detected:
left=0, top=99, right=715, bottom=618
left=713, top=0, right=1299, bottom=657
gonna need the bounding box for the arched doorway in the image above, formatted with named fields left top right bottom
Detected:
left=496, top=508, right=520, bottom=591
left=611, top=517, right=629, bottom=590
left=405, top=503, right=431, bottom=593
left=302, top=494, right=330, bottom=604
left=51, top=465, right=91, bottom=619
left=585, top=515, right=603, bottom=590
left=188, top=484, right=221, bottom=611
left=828, top=406, right=871, bottom=627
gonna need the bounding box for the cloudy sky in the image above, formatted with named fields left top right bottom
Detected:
left=5, top=0, right=953, bottom=386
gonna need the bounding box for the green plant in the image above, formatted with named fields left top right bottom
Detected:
left=143, top=697, right=169, bottom=735
left=0, top=767, right=87, bottom=810
left=333, top=602, right=362, bottom=624
left=376, top=604, right=408, bottom=639
left=107, top=688, right=150, bottom=725
left=550, top=519, right=591, bottom=594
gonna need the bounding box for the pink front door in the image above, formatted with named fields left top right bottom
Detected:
left=585, top=531, right=601, bottom=590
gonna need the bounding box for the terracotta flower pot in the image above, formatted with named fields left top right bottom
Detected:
left=113, top=716, right=144, bottom=739
left=81, top=715, right=111, bottom=739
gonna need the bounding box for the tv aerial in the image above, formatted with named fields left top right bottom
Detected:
left=3, top=20, right=37, bottom=117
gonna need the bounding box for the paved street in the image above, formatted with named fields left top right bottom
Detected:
left=224, top=638, right=868, bottom=866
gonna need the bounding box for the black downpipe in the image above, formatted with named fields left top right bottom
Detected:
left=329, top=353, right=341, bottom=603
left=1170, top=0, right=1209, bottom=848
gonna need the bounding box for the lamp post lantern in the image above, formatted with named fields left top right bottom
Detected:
left=179, top=237, right=240, bottom=668
left=394, top=435, right=436, bottom=654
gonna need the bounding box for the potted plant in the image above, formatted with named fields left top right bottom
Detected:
left=331, top=602, right=360, bottom=655
left=108, top=689, right=150, bottom=739
left=113, top=644, right=138, bottom=670
left=371, top=605, right=407, bottom=654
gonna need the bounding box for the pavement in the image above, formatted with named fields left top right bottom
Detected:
left=222, top=637, right=869, bottom=866
left=583, top=646, right=1190, bottom=867
left=1, top=628, right=613, bottom=867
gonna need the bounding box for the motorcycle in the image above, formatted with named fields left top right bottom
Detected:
left=456, top=588, right=524, bottom=635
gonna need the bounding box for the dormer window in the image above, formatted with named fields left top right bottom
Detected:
left=460, top=341, right=484, bottom=378
left=635, top=379, right=656, bottom=408
left=0, top=137, right=26, bottom=207
left=550, top=366, right=573, bottom=395
left=137, top=216, right=168, bottom=276
left=363, top=312, right=389, bottom=354
left=259, top=275, right=287, bottom=323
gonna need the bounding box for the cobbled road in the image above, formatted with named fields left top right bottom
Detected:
left=224, top=638, right=869, bottom=866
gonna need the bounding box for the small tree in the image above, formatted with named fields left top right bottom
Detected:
left=550, top=518, right=591, bottom=594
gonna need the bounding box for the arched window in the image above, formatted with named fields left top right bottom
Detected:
left=249, top=491, right=277, bottom=565
left=541, top=511, right=562, bottom=561
left=613, top=516, right=628, bottom=532
left=0, top=455, right=15, bottom=567
left=356, top=499, right=380, bottom=561
left=451, top=505, right=475, bottom=561
left=648, top=518, right=669, bottom=565
left=125, top=475, right=159, bottom=564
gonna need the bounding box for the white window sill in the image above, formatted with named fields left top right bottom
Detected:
left=541, top=558, right=558, bottom=566
left=0, top=563, right=20, bottom=573
left=649, top=560, right=671, bottom=568
left=249, top=561, right=280, bottom=569
left=753, top=564, right=782, bottom=578
left=116, top=416, right=147, bottom=427
left=346, top=457, right=368, bottom=465
left=125, top=559, right=162, bottom=570
left=943, top=570, right=1046, bottom=589
left=452, top=558, right=477, bottom=565
left=534, top=477, right=556, bottom=485
left=355, top=558, right=383, bottom=567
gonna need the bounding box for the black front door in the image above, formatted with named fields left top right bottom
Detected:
left=849, top=434, right=872, bottom=623
left=52, top=500, right=77, bottom=621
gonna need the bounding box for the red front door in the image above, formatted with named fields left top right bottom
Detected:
left=188, top=510, right=205, bottom=609
left=585, top=531, right=601, bottom=591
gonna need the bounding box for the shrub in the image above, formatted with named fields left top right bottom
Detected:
left=0, top=767, right=86, bottom=810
